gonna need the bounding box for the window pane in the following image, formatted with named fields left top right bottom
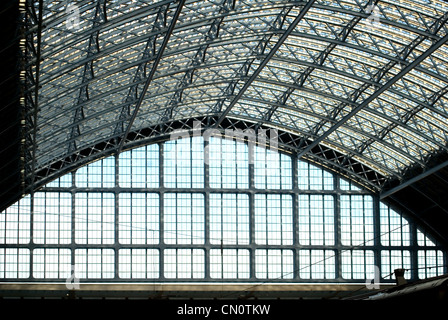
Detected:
left=118, top=193, right=159, bottom=244
left=164, top=249, right=204, bottom=279
left=255, top=249, right=294, bottom=279
left=0, top=195, right=31, bottom=244
left=299, top=250, right=335, bottom=279
left=209, top=137, right=249, bottom=189
left=381, top=250, right=411, bottom=280
left=210, top=249, right=250, bottom=279
left=75, top=248, right=115, bottom=279
left=76, top=157, right=115, bottom=188
left=33, top=192, right=72, bottom=244
left=298, top=195, right=334, bottom=246
left=380, top=203, right=410, bottom=246
left=119, top=144, right=159, bottom=188
left=210, top=193, right=249, bottom=245
left=340, top=195, right=374, bottom=246
left=0, top=248, right=30, bottom=279
left=254, top=148, right=292, bottom=189
left=164, top=137, right=204, bottom=188
left=341, top=250, right=375, bottom=280
left=164, top=193, right=204, bottom=244
left=118, top=249, right=159, bottom=279
left=418, top=250, right=445, bottom=279
left=33, top=248, right=71, bottom=279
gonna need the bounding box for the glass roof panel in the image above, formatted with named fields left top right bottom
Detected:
left=21, top=0, right=448, bottom=193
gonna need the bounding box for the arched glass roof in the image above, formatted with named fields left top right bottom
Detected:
left=19, top=0, right=448, bottom=194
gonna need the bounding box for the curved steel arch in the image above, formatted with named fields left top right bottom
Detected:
left=17, top=0, right=448, bottom=201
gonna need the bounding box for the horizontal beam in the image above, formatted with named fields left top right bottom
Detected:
left=380, top=159, right=448, bottom=199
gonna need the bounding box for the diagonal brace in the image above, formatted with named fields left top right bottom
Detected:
left=116, top=0, right=186, bottom=155
left=296, top=33, right=448, bottom=160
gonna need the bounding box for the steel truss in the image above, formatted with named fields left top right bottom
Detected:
left=2, top=134, right=446, bottom=284
left=19, top=0, right=448, bottom=201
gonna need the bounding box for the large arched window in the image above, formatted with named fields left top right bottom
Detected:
left=0, top=136, right=445, bottom=282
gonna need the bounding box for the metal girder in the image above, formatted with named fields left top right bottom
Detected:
left=213, top=0, right=316, bottom=127
left=35, top=49, right=447, bottom=155
left=295, top=8, right=448, bottom=159
left=69, top=0, right=107, bottom=155
left=37, top=68, right=435, bottom=175
left=33, top=0, right=443, bottom=87
left=296, top=33, right=448, bottom=160
left=224, top=112, right=398, bottom=181
left=116, top=0, right=186, bottom=155
left=253, top=59, right=448, bottom=152
left=32, top=59, right=442, bottom=179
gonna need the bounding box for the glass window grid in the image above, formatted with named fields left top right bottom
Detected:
left=298, top=161, right=334, bottom=190
left=209, top=137, right=249, bottom=189
left=381, top=250, right=411, bottom=280
left=119, top=144, right=159, bottom=188
left=298, top=194, right=335, bottom=246
left=254, top=194, right=293, bottom=246
left=0, top=195, right=31, bottom=244
left=341, top=250, right=376, bottom=280
left=255, top=249, right=294, bottom=280
left=75, top=248, right=115, bottom=279
left=0, top=248, right=30, bottom=279
left=299, top=249, right=336, bottom=280
left=75, top=193, right=115, bottom=245
left=210, top=193, right=250, bottom=245
left=380, top=203, right=410, bottom=246
left=76, top=157, right=115, bottom=188
left=164, top=248, right=205, bottom=279
left=164, top=137, right=204, bottom=188
left=33, top=248, right=72, bottom=279
left=118, top=248, right=159, bottom=279
left=254, top=147, right=292, bottom=190
left=418, top=250, right=445, bottom=279
left=0, top=138, right=446, bottom=282
left=340, top=195, right=375, bottom=246
left=164, top=193, right=205, bottom=245
left=33, top=192, right=72, bottom=245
